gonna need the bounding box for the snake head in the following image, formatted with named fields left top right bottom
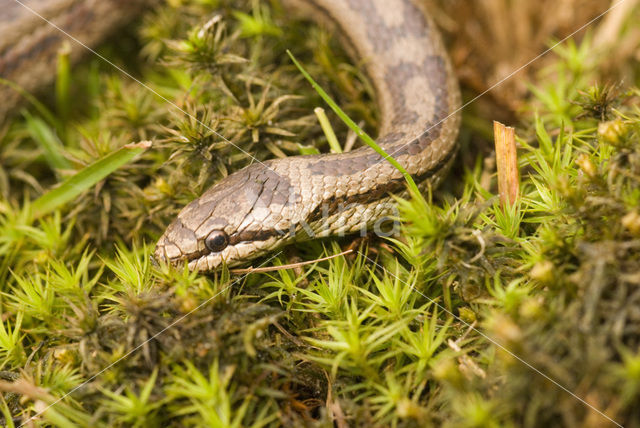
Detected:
left=154, top=163, right=295, bottom=271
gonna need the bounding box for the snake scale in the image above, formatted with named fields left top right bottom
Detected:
left=0, top=0, right=460, bottom=271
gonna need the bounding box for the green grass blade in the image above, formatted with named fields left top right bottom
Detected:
left=0, top=78, right=59, bottom=128
left=31, top=141, right=152, bottom=219
left=56, top=41, right=72, bottom=122
left=297, top=143, right=321, bottom=155
left=24, top=112, right=71, bottom=171
left=314, top=107, right=342, bottom=153
left=287, top=50, right=420, bottom=196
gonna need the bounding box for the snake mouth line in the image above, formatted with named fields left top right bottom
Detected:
left=158, top=230, right=285, bottom=265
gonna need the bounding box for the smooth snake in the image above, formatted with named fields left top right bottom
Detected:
left=0, top=0, right=461, bottom=271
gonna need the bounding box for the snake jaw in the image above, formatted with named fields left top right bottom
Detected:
left=154, top=230, right=279, bottom=272
left=153, top=163, right=289, bottom=271
left=154, top=224, right=229, bottom=271
left=153, top=213, right=236, bottom=271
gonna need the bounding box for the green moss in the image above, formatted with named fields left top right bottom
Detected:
left=0, top=0, right=639, bottom=427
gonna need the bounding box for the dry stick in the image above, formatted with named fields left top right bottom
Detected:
left=230, top=249, right=354, bottom=274
left=343, top=121, right=364, bottom=153
left=493, top=121, right=520, bottom=206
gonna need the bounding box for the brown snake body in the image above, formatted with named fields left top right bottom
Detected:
left=0, top=0, right=461, bottom=271
left=0, top=0, right=152, bottom=122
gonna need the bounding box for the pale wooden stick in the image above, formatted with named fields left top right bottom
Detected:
left=230, top=249, right=354, bottom=274
left=493, top=121, right=520, bottom=206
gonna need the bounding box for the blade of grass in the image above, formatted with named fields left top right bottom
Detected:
left=24, top=112, right=71, bottom=171
left=56, top=41, right=72, bottom=123
left=0, top=78, right=59, bottom=128
left=297, top=143, right=321, bottom=155
left=314, top=107, right=342, bottom=153
left=287, top=50, right=421, bottom=196
left=31, top=141, right=152, bottom=219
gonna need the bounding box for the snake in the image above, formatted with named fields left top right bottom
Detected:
left=0, top=0, right=460, bottom=272
left=0, top=0, right=155, bottom=122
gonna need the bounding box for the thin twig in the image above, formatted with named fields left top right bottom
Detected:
left=343, top=120, right=364, bottom=152
left=230, top=249, right=353, bottom=274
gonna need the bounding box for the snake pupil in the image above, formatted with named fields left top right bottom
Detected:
left=204, top=230, right=229, bottom=253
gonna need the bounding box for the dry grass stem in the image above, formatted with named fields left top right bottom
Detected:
left=230, top=249, right=354, bottom=274
left=593, top=0, right=640, bottom=51
left=493, top=121, right=519, bottom=206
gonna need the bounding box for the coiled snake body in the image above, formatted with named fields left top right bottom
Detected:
left=0, top=0, right=460, bottom=271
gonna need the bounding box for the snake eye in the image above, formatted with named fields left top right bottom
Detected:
left=204, top=230, right=229, bottom=253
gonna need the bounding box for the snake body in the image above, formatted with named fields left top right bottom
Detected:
left=0, top=0, right=153, bottom=123
left=0, top=0, right=460, bottom=272
left=156, top=0, right=461, bottom=271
